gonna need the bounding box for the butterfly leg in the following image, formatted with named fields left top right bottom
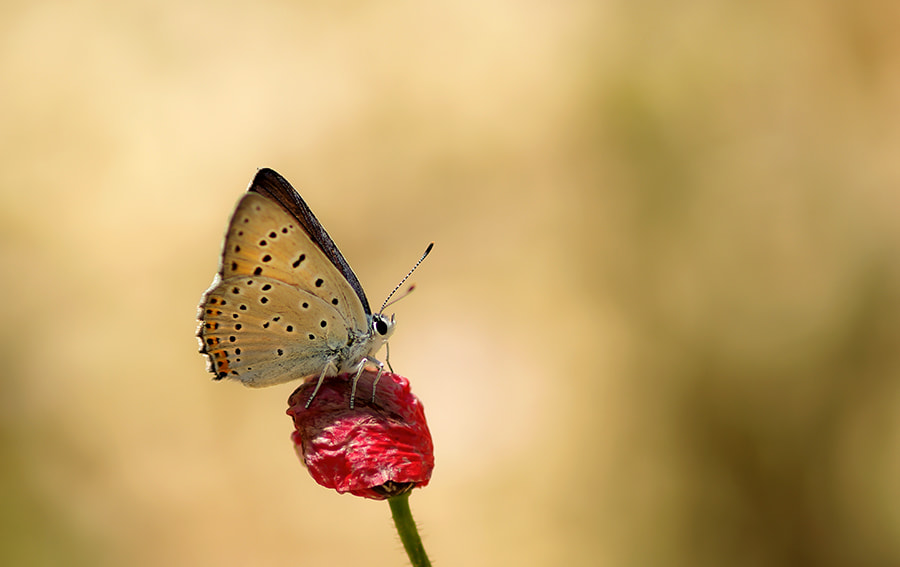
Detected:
left=369, top=358, right=386, bottom=405
left=348, top=357, right=385, bottom=409
left=305, top=362, right=337, bottom=408
left=348, top=362, right=367, bottom=409
left=385, top=343, right=394, bottom=373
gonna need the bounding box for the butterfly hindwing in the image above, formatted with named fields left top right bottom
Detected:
left=199, top=276, right=352, bottom=386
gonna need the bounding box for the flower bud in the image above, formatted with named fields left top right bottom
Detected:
left=287, top=369, right=434, bottom=500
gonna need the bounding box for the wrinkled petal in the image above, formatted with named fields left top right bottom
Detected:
left=287, top=369, right=434, bottom=500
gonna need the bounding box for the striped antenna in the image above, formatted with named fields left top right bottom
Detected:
left=379, top=242, right=434, bottom=314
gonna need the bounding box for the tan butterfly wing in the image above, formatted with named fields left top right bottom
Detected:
left=199, top=277, right=360, bottom=385
left=198, top=193, right=370, bottom=386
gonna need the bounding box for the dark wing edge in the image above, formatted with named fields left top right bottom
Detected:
left=247, top=168, right=372, bottom=315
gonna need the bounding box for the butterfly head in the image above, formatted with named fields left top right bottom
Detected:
left=371, top=312, right=396, bottom=342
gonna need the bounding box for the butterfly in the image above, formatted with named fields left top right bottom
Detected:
left=197, top=168, right=431, bottom=407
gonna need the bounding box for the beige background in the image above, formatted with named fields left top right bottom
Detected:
left=2, top=1, right=899, bottom=566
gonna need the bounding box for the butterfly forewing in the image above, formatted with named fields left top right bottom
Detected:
left=248, top=168, right=372, bottom=316
left=220, top=193, right=367, bottom=326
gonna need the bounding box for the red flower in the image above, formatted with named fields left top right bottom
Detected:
left=287, top=369, right=434, bottom=500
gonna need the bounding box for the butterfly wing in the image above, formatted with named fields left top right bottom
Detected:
left=198, top=188, right=370, bottom=386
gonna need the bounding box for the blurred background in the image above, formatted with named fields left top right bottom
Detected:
left=2, top=0, right=899, bottom=565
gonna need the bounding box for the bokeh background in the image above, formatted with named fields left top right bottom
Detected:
left=2, top=1, right=899, bottom=565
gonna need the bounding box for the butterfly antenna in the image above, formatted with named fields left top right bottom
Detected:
left=379, top=242, right=434, bottom=314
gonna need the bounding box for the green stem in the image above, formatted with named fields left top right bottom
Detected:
left=388, top=493, right=431, bottom=567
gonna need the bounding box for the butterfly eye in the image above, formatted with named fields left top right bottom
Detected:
left=373, top=315, right=390, bottom=336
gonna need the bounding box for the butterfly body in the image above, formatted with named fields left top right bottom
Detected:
left=197, top=169, right=394, bottom=392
